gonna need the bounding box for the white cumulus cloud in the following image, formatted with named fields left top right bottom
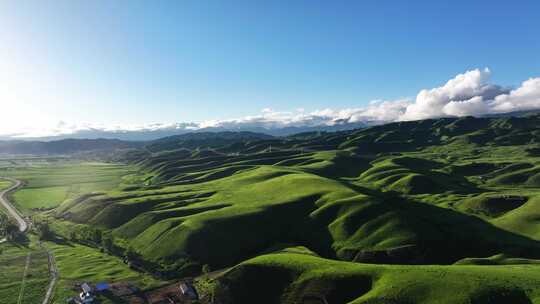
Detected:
left=399, top=68, right=511, bottom=120
left=492, top=77, right=540, bottom=113
left=1, top=68, right=539, bottom=139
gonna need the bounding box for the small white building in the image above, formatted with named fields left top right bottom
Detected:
left=79, top=283, right=95, bottom=304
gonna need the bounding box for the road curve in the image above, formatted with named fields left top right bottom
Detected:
left=0, top=177, right=27, bottom=232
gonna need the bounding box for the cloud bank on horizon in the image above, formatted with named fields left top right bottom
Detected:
left=3, top=68, right=540, bottom=139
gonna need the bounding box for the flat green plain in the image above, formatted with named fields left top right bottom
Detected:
left=3, top=162, right=134, bottom=212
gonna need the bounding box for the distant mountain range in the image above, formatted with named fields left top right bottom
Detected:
left=1, top=121, right=369, bottom=142
left=0, top=110, right=538, bottom=156
left=0, top=132, right=275, bottom=155
left=145, top=131, right=274, bottom=153
left=5, top=110, right=539, bottom=143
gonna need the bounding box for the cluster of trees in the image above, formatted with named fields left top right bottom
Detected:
left=67, top=225, right=103, bottom=245
left=38, top=218, right=199, bottom=279
left=59, top=223, right=119, bottom=256
left=0, top=212, right=20, bottom=241
left=194, top=265, right=233, bottom=304
left=33, top=217, right=116, bottom=253
left=34, top=220, right=53, bottom=240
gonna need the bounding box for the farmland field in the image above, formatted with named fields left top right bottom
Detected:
left=47, top=240, right=163, bottom=304
left=1, top=161, right=135, bottom=212
left=0, top=179, right=13, bottom=191
left=0, top=238, right=50, bottom=304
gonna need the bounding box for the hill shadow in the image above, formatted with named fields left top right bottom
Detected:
left=305, top=186, right=540, bottom=265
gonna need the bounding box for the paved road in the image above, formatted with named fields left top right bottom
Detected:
left=0, top=177, right=27, bottom=232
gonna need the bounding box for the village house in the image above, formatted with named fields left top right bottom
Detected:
left=79, top=283, right=95, bottom=304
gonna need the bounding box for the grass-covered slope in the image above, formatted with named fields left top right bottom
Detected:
left=145, top=131, right=274, bottom=153
left=50, top=116, right=540, bottom=267
left=216, top=252, right=540, bottom=304
left=35, top=114, right=540, bottom=302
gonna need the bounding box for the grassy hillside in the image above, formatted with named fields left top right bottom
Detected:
left=215, top=252, right=540, bottom=304
left=23, top=114, right=540, bottom=302
left=145, top=131, right=274, bottom=153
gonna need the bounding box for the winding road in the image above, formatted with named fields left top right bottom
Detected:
left=0, top=178, right=27, bottom=232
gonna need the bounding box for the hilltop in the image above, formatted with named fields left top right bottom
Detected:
left=146, top=131, right=274, bottom=153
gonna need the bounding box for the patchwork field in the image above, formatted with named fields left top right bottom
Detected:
left=1, top=162, right=134, bottom=212
left=0, top=239, right=50, bottom=304
left=47, top=240, right=163, bottom=304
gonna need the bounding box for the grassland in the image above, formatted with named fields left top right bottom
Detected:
left=5, top=115, right=540, bottom=303
left=1, top=161, right=134, bottom=212
left=0, top=179, right=13, bottom=191
left=0, top=238, right=50, bottom=304
left=0, top=179, right=13, bottom=216
left=0, top=226, right=162, bottom=304
left=0, top=158, right=147, bottom=303
left=47, top=240, right=163, bottom=304
left=52, top=144, right=540, bottom=269
left=217, top=251, right=540, bottom=304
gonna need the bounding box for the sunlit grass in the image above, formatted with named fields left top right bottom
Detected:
left=47, top=240, right=164, bottom=304
left=220, top=252, right=540, bottom=304
left=0, top=237, right=50, bottom=304
left=0, top=179, right=13, bottom=191
left=3, top=161, right=134, bottom=212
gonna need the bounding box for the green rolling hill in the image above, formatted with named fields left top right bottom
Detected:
left=43, top=114, right=540, bottom=303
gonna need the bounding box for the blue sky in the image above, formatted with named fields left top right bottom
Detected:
left=1, top=0, right=539, bottom=136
